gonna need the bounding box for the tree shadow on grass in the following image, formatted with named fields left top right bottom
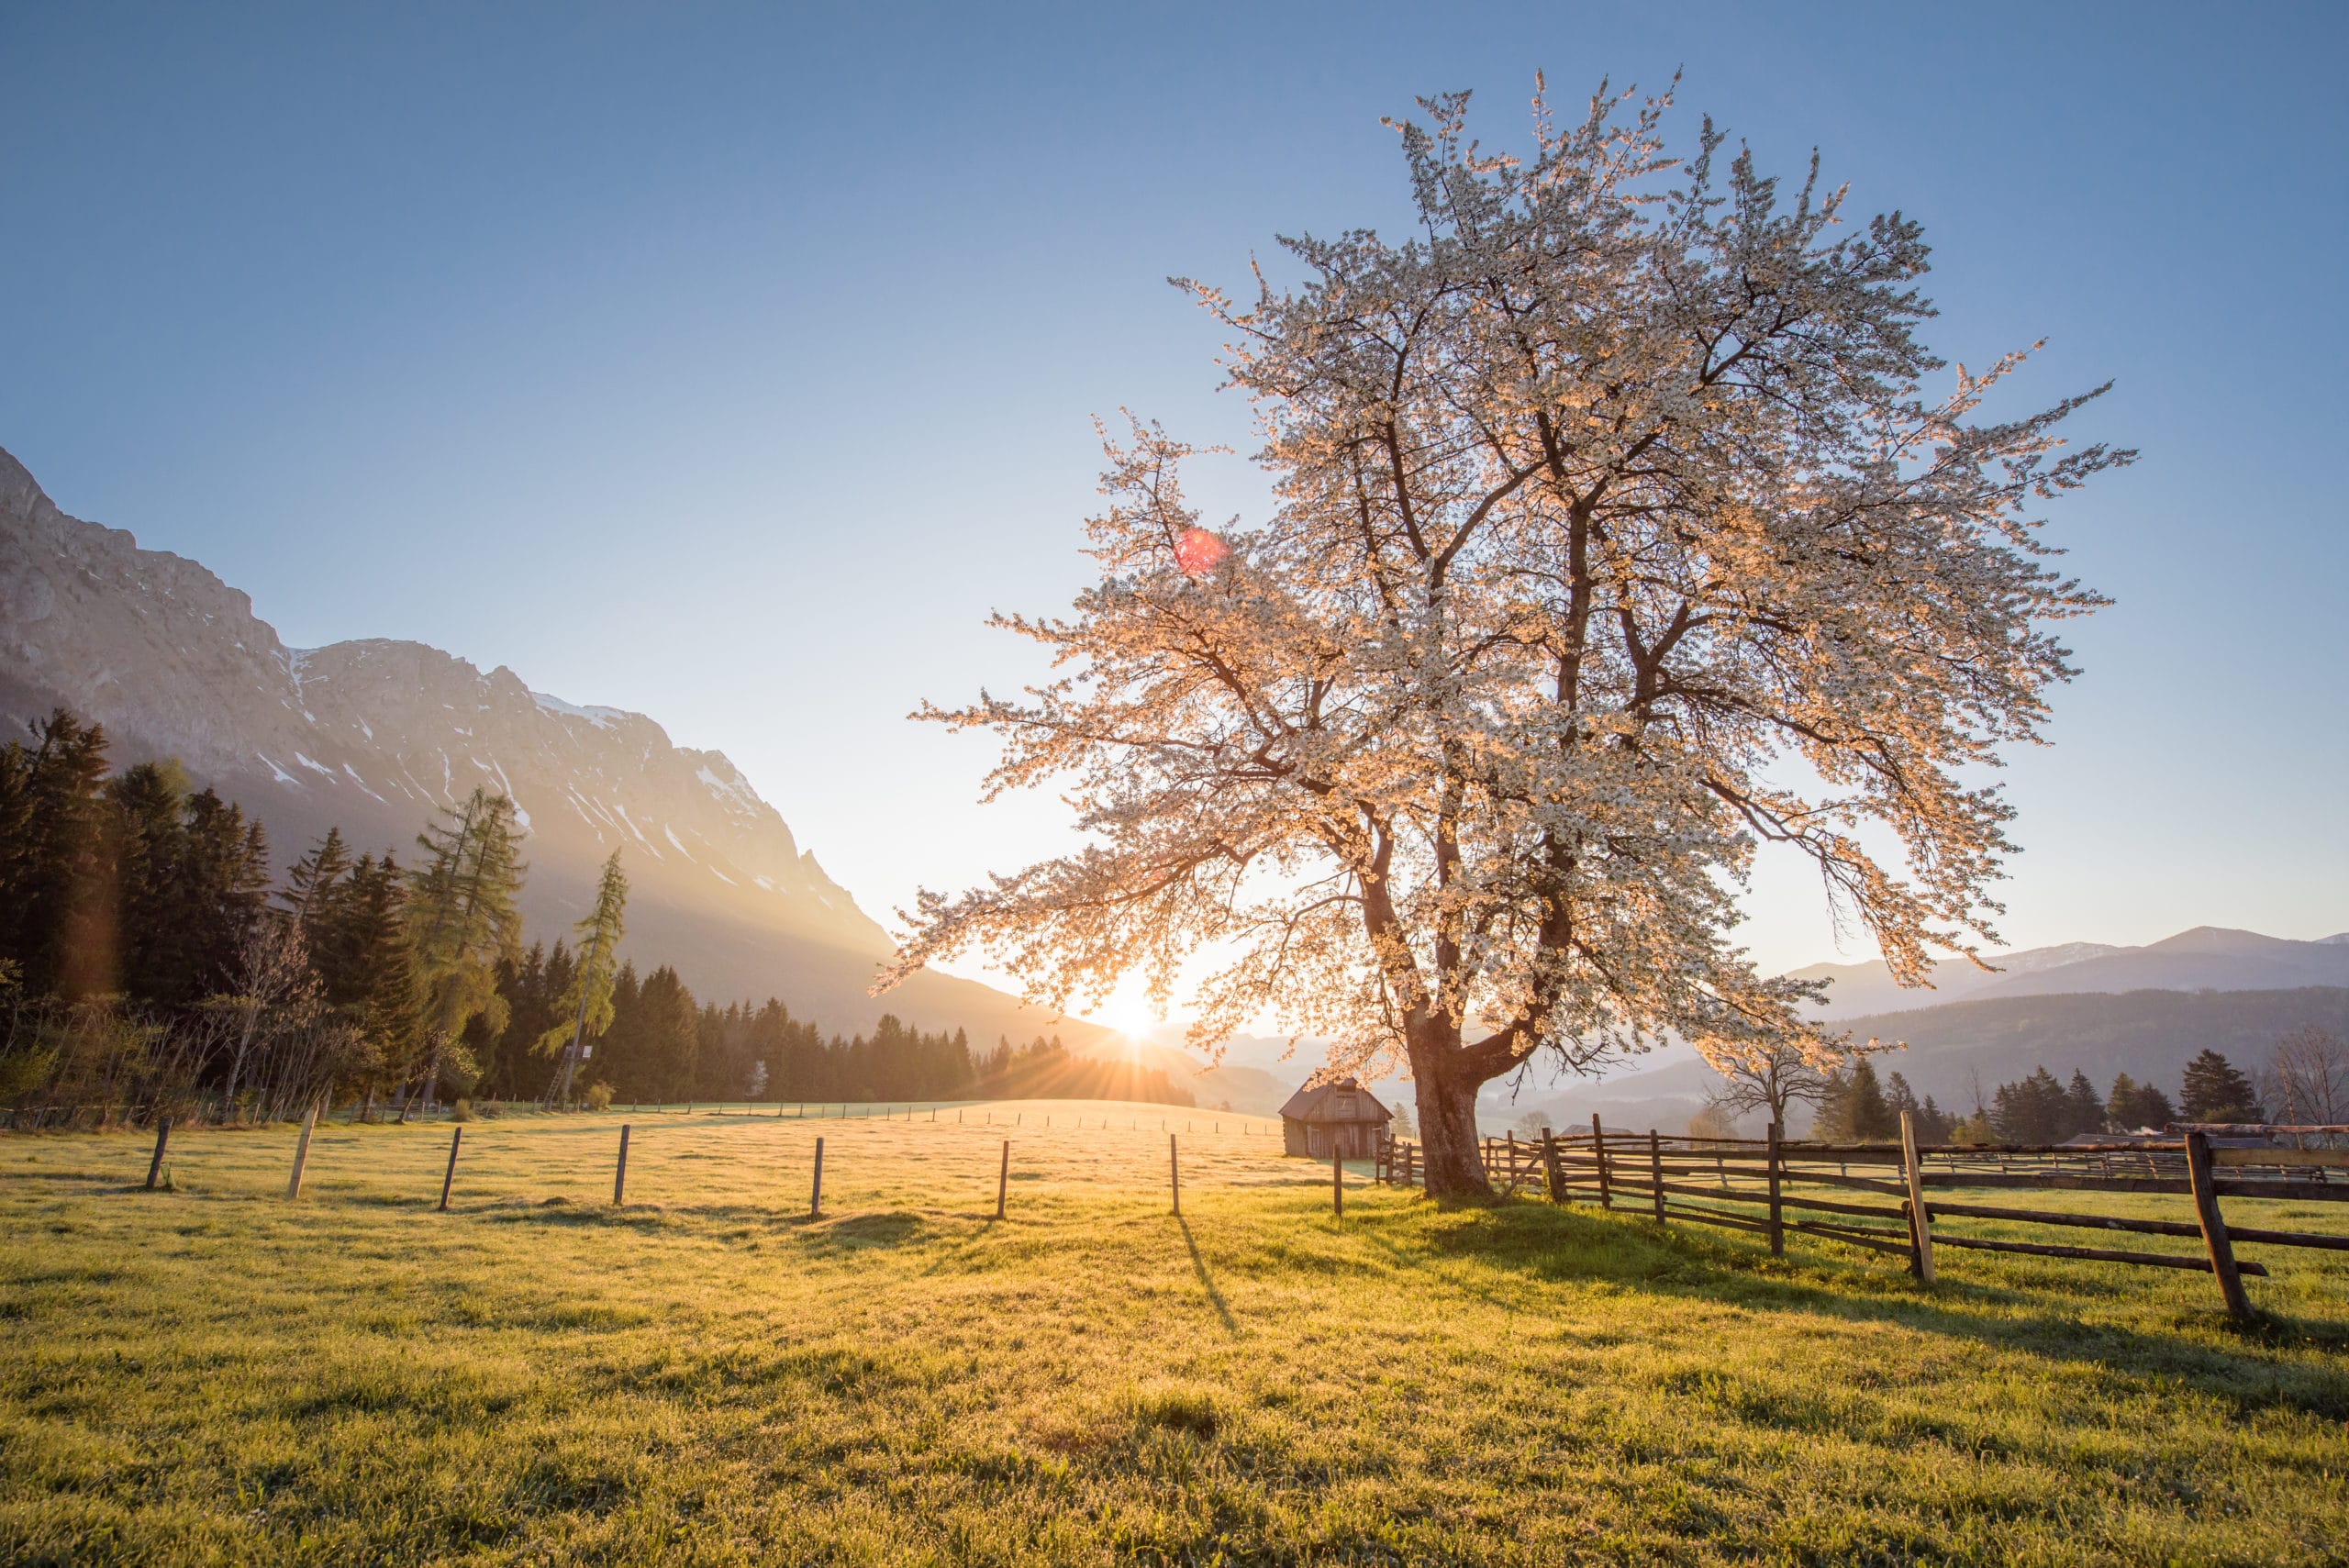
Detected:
left=1369, top=1196, right=2349, bottom=1422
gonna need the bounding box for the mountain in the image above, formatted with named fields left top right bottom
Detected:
left=1797, top=929, right=2349, bottom=1018
left=0, top=444, right=1091, bottom=1046
left=1540, top=987, right=2349, bottom=1133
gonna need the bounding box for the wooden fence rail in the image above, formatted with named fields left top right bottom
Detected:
left=1375, top=1118, right=2348, bottom=1320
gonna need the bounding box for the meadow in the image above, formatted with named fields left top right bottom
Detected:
left=4, top=1102, right=2346, bottom=1566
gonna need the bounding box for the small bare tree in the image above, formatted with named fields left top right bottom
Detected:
left=2265, top=1027, right=2349, bottom=1149
left=217, top=918, right=321, bottom=1121
left=1703, top=1036, right=1867, bottom=1134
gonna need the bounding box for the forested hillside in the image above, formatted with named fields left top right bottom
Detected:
left=0, top=708, right=1189, bottom=1123
left=0, top=444, right=1085, bottom=1045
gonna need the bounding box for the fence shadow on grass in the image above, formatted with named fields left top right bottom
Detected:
left=1396, top=1196, right=2349, bottom=1422
left=1178, top=1217, right=1241, bottom=1338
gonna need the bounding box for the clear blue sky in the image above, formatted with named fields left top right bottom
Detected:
left=4, top=2, right=2343, bottom=985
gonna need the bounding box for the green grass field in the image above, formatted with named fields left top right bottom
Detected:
left=5, top=1103, right=2346, bottom=1566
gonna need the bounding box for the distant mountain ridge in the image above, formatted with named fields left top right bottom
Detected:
left=1794, top=927, right=2349, bottom=1018
left=0, top=443, right=1087, bottom=1046
left=1545, top=987, right=2349, bottom=1135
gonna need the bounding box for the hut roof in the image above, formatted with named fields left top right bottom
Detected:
left=1278, top=1077, right=1392, bottom=1124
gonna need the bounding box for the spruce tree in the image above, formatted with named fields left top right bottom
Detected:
left=2105, top=1073, right=2177, bottom=1133
left=104, top=761, right=190, bottom=1005
left=345, top=853, right=427, bottom=1117
left=540, top=849, right=626, bottom=1106
left=403, top=789, right=526, bottom=1118
left=0, top=710, right=114, bottom=997
left=1992, top=1066, right=2070, bottom=1144
left=2063, top=1070, right=2106, bottom=1139
left=2179, top=1049, right=2265, bottom=1123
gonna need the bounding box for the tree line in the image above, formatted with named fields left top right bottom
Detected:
left=0, top=708, right=1193, bottom=1125
left=1701, top=1031, right=2343, bottom=1145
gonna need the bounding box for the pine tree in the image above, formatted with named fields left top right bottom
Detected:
left=0, top=710, right=114, bottom=997
left=540, top=849, right=625, bottom=1106
left=344, top=853, right=427, bottom=1118
left=2179, top=1049, right=2265, bottom=1124
left=402, top=789, right=527, bottom=1118
left=1820, top=1058, right=1898, bottom=1141
left=1992, top=1066, right=2070, bottom=1144
left=2105, top=1073, right=2177, bottom=1133
left=104, top=761, right=190, bottom=1005
left=2063, top=1070, right=2106, bottom=1139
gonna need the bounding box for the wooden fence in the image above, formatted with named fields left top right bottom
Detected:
left=1376, top=1116, right=2349, bottom=1321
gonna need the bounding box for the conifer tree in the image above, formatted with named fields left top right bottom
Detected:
left=402, top=788, right=526, bottom=1118
left=104, top=761, right=190, bottom=1004
left=2062, top=1069, right=2106, bottom=1139
left=345, top=853, right=427, bottom=1118
left=279, top=828, right=351, bottom=926
left=0, top=710, right=114, bottom=997
left=1991, top=1066, right=2070, bottom=1144
left=2105, top=1072, right=2176, bottom=1133
left=540, top=849, right=626, bottom=1106
left=1818, top=1057, right=1898, bottom=1141
left=2179, top=1049, right=2264, bottom=1124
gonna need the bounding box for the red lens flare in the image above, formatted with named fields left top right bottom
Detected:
left=1174, top=528, right=1230, bottom=577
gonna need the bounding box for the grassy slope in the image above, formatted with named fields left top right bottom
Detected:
left=3, top=1104, right=2345, bottom=1567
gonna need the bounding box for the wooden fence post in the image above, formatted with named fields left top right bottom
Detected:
left=810, top=1135, right=825, bottom=1218
left=1899, top=1109, right=1935, bottom=1283
left=1542, top=1130, right=1564, bottom=1204
left=1591, top=1115, right=1611, bottom=1209
left=1169, top=1133, right=1181, bottom=1217
left=1649, top=1130, right=1664, bottom=1222
left=1332, top=1144, right=1344, bottom=1218
left=613, top=1124, right=630, bottom=1205
left=1766, top=1121, right=1784, bottom=1257
left=145, top=1118, right=171, bottom=1191
left=285, top=1100, right=319, bottom=1201
left=2184, top=1129, right=2253, bottom=1321
left=439, top=1126, right=462, bottom=1213
left=996, top=1139, right=1009, bottom=1220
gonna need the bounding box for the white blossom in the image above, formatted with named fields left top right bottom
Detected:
left=881, top=79, right=2130, bottom=1193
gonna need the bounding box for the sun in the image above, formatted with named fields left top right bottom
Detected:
left=1089, top=982, right=1163, bottom=1040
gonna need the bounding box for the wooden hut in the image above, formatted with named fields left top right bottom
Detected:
left=1279, top=1077, right=1392, bottom=1160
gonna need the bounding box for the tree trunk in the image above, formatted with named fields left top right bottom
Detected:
left=1411, top=1055, right=1490, bottom=1198
left=416, top=1037, right=446, bottom=1118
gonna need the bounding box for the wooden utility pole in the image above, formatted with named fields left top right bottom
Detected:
left=2184, top=1130, right=2252, bottom=1321
left=613, top=1124, right=630, bottom=1205
left=1899, top=1110, right=1935, bottom=1283
left=285, top=1100, right=319, bottom=1201
left=1765, top=1121, right=1785, bottom=1257
left=439, top=1126, right=463, bottom=1213
left=810, top=1136, right=825, bottom=1218
left=996, top=1140, right=1009, bottom=1220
